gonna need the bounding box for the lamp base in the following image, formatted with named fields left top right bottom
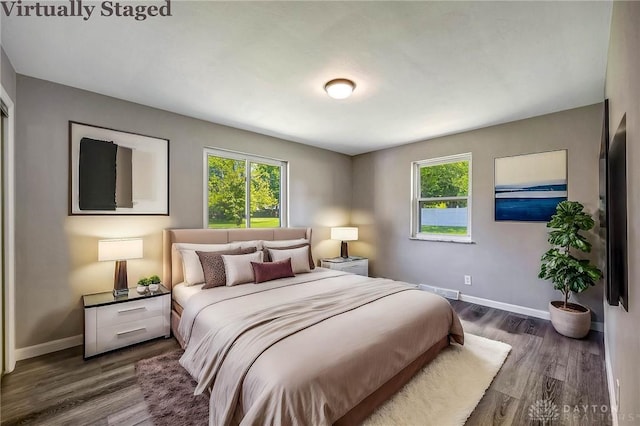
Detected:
left=113, top=260, right=129, bottom=297
left=340, top=241, right=349, bottom=258
left=113, top=288, right=130, bottom=297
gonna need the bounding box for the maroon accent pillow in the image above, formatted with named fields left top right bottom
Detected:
left=251, top=258, right=295, bottom=284
left=263, top=243, right=315, bottom=269
left=197, top=247, right=257, bottom=289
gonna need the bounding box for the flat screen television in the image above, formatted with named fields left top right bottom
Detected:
left=599, top=100, right=616, bottom=305
left=608, top=113, right=628, bottom=311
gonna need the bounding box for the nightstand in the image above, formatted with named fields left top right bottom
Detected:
left=321, top=256, right=369, bottom=276
left=83, top=285, right=171, bottom=358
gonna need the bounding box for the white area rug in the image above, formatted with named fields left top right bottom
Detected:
left=363, top=333, right=512, bottom=426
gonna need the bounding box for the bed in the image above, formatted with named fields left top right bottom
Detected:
left=163, top=228, right=464, bottom=426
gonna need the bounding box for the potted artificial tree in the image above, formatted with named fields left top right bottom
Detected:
left=538, top=201, right=602, bottom=339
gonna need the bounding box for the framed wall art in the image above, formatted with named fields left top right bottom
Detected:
left=494, top=149, right=567, bottom=222
left=69, top=121, right=169, bottom=215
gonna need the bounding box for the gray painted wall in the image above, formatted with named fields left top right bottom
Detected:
left=604, top=1, right=640, bottom=420
left=15, top=75, right=352, bottom=348
left=1, top=46, right=16, bottom=102
left=351, top=104, right=604, bottom=320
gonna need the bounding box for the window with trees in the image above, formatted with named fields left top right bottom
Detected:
left=411, top=153, right=472, bottom=241
left=204, top=148, right=287, bottom=229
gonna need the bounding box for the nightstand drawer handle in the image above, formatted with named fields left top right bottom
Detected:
left=117, top=306, right=147, bottom=314
left=116, top=327, right=146, bottom=337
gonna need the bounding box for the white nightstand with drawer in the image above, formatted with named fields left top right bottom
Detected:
left=83, top=285, right=171, bottom=358
left=321, top=257, right=369, bottom=276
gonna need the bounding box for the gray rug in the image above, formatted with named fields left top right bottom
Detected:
left=135, top=350, right=208, bottom=426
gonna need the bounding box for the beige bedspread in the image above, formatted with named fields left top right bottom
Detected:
left=178, top=269, right=464, bottom=426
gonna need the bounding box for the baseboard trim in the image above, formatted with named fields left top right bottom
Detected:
left=604, top=333, right=619, bottom=426
left=460, top=294, right=550, bottom=319
left=15, top=335, right=83, bottom=361
left=459, top=294, right=603, bottom=332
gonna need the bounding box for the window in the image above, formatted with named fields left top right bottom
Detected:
left=204, top=148, right=287, bottom=229
left=411, top=153, right=472, bottom=242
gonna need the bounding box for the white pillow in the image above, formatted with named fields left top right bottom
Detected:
left=233, top=240, right=264, bottom=251
left=262, top=238, right=309, bottom=248
left=174, top=242, right=240, bottom=285
left=268, top=246, right=311, bottom=274
left=222, top=251, right=264, bottom=286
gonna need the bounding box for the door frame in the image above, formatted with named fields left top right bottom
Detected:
left=1, top=84, right=16, bottom=373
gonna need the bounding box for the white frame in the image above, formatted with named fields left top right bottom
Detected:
left=494, top=149, right=568, bottom=222
left=69, top=121, right=169, bottom=215
left=1, top=85, right=16, bottom=373
left=202, top=147, right=288, bottom=229
left=410, top=152, right=472, bottom=243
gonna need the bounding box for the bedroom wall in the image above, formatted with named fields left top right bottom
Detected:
left=603, top=1, right=640, bottom=421
left=351, top=104, right=604, bottom=321
left=14, top=75, right=352, bottom=349
left=1, top=46, right=16, bottom=101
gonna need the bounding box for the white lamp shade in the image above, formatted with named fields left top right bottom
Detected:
left=331, top=227, right=358, bottom=241
left=98, top=238, right=143, bottom=261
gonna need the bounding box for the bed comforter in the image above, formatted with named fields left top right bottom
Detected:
left=178, top=269, right=464, bottom=426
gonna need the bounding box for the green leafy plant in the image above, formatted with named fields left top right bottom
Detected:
left=538, top=201, right=603, bottom=309
left=138, top=275, right=161, bottom=286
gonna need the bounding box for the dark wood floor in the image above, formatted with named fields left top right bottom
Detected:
left=454, top=300, right=611, bottom=426
left=1, top=301, right=611, bottom=425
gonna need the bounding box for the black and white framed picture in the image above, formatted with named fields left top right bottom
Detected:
left=69, top=121, right=169, bottom=215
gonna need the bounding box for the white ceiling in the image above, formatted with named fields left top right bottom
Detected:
left=1, top=1, right=612, bottom=155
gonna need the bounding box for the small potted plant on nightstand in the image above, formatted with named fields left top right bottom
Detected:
left=538, top=201, right=602, bottom=339
left=137, top=277, right=150, bottom=294
left=148, top=275, right=161, bottom=292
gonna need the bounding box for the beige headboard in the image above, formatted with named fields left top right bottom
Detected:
left=162, top=227, right=312, bottom=289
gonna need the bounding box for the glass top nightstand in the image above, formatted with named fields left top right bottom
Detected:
left=321, top=257, right=368, bottom=276
left=321, top=256, right=366, bottom=264
left=83, top=285, right=170, bottom=309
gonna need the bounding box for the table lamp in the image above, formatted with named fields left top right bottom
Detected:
left=330, top=227, right=358, bottom=258
left=98, top=238, right=143, bottom=296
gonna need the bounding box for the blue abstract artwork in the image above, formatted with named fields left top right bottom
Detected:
left=495, top=150, right=567, bottom=222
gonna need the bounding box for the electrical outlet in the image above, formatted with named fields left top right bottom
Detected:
left=464, top=275, right=472, bottom=285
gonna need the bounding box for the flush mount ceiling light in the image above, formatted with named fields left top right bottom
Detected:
left=324, top=78, right=356, bottom=99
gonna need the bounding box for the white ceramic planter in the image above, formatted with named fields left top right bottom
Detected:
left=548, top=301, right=591, bottom=339
left=149, top=283, right=159, bottom=292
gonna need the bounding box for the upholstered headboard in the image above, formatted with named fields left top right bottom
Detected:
left=162, top=227, right=312, bottom=289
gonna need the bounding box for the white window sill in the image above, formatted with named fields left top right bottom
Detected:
left=409, top=236, right=476, bottom=244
